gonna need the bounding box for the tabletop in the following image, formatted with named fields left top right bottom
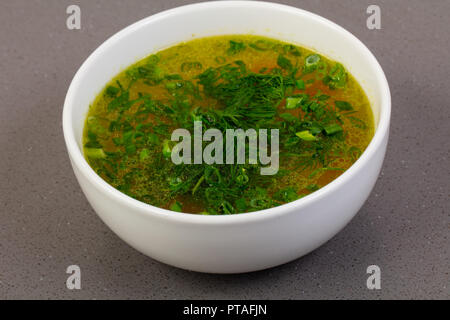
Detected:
left=0, top=0, right=448, bottom=299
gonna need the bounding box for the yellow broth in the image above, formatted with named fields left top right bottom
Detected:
left=83, top=35, right=374, bottom=214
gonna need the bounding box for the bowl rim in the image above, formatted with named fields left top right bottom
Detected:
left=62, top=0, right=391, bottom=225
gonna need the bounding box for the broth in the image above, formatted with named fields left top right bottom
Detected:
left=83, top=35, right=374, bottom=214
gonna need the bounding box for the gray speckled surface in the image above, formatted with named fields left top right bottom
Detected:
left=0, top=0, right=449, bottom=299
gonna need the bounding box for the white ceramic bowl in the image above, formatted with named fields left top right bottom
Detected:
left=63, top=1, right=390, bottom=273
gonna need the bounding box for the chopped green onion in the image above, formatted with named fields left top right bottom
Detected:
left=146, top=54, right=160, bottom=65
left=139, top=148, right=150, bottom=161
left=165, top=82, right=177, bottom=90
left=85, top=148, right=106, bottom=159
left=309, top=126, right=323, bottom=135
left=277, top=54, right=293, bottom=70
left=306, top=184, right=320, bottom=192
left=215, top=56, right=226, bottom=64
left=227, top=40, right=246, bottom=55
left=235, top=198, right=247, bottom=213
left=296, top=130, right=317, bottom=141
left=295, top=79, right=305, bottom=90
left=335, top=100, right=353, bottom=111
left=274, top=187, right=298, bottom=202
left=125, top=144, right=136, bottom=155
left=304, top=54, right=321, bottom=73
left=147, top=133, right=159, bottom=145
left=323, top=63, right=347, bottom=89
left=162, top=139, right=172, bottom=158
left=286, top=97, right=303, bottom=109
left=280, top=113, right=298, bottom=122
left=170, top=201, right=182, bottom=212
left=324, top=124, right=343, bottom=135
left=87, top=116, right=108, bottom=138
left=105, top=86, right=119, bottom=97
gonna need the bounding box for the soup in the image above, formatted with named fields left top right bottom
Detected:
left=83, top=35, right=374, bottom=214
